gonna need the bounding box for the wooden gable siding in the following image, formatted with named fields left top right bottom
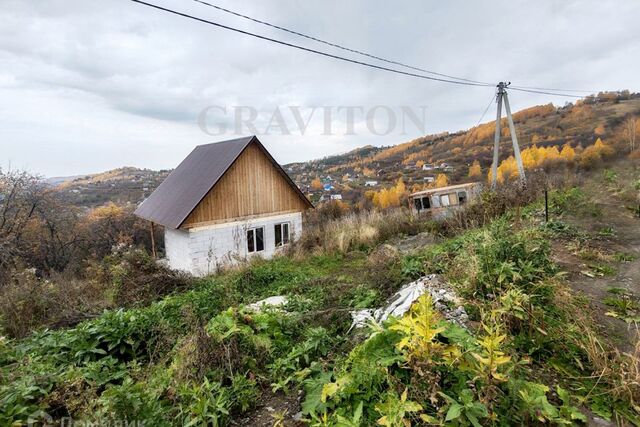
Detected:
left=181, top=142, right=309, bottom=228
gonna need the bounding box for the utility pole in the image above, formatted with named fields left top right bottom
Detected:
left=491, top=82, right=526, bottom=187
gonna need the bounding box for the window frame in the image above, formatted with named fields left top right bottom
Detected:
left=413, top=197, right=422, bottom=211
left=274, top=222, right=291, bottom=247
left=247, top=226, right=265, bottom=253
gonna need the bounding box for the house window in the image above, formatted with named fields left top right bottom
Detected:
left=275, top=222, right=290, bottom=247
left=458, top=191, right=467, bottom=204
left=414, top=196, right=432, bottom=212
left=440, top=194, right=450, bottom=207
left=421, top=196, right=431, bottom=210
left=247, top=227, right=265, bottom=253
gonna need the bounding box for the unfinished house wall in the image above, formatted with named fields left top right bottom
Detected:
left=164, top=228, right=192, bottom=272
left=164, top=212, right=302, bottom=276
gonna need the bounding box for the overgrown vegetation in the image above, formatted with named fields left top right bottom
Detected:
left=3, top=179, right=640, bottom=425
left=2, top=117, right=640, bottom=424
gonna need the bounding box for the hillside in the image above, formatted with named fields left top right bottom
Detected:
left=286, top=91, right=640, bottom=203
left=3, top=160, right=640, bottom=425
left=55, top=91, right=640, bottom=209
left=56, top=167, right=170, bottom=209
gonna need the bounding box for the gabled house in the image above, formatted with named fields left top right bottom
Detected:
left=134, top=136, right=313, bottom=275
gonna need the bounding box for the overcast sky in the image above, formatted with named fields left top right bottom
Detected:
left=2, top=0, right=639, bottom=177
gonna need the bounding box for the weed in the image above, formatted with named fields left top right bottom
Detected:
left=589, top=263, right=616, bottom=276
left=597, top=226, right=616, bottom=238
left=229, top=374, right=258, bottom=413
left=375, top=389, right=423, bottom=426
left=604, top=290, right=640, bottom=322
left=603, top=169, right=618, bottom=184
left=613, top=252, right=636, bottom=262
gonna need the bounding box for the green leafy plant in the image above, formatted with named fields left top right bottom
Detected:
left=375, top=389, right=422, bottom=427
left=230, top=374, right=258, bottom=413
left=440, top=389, right=488, bottom=427
left=603, top=169, right=618, bottom=184
left=178, top=378, right=231, bottom=427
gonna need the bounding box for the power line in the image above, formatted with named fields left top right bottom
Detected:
left=126, top=0, right=493, bottom=88
left=127, top=0, right=595, bottom=100
left=475, top=92, right=497, bottom=127
left=508, top=86, right=583, bottom=98
left=189, top=0, right=492, bottom=86
left=510, top=85, right=596, bottom=94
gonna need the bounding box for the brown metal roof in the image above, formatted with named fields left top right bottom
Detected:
left=134, top=136, right=312, bottom=229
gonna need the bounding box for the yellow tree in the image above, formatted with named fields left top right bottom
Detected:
left=433, top=174, right=449, bottom=188
left=560, top=144, right=576, bottom=162
left=594, top=138, right=614, bottom=157
left=579, top=145, right=602, bottom=169
left=311, top=177, right=323, bottom=191
left=545, top=146, right=561, bottom=163
left=468, top=160, right=482, bottom=178
left=415, top=160, right=425, bottom=168
left=623, top=117, right=638, bottom=152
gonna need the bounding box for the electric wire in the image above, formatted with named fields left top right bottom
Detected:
left=510, top=85, right=596, bottom=94
left=475, top=92, right=497, bottom=127
left=508, top=86, right=583, bottom=98
left=127, top=0, right=494, bottom=87
left=188, top=0, right=493, bottom=86
left=128, top=0, right=595, bottom=100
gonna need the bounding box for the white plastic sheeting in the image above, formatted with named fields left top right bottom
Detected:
left=247, top=296, right=289, bottom=311
left=349, top=274, right=468, bottom=332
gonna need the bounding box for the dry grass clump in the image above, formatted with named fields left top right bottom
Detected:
left=554, top=284, right=640, bottom=411
left=296, top=207, right=424, bottom=254
left=0, top=269, right=108, bottom=338
left=171, top=322, right=225, bottom=383
left=0, top=248, right=193, bottom=338
left=579, top=330, right=640, bottom=411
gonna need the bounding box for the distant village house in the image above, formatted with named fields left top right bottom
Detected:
left=410, top=182, right=480, bottom=218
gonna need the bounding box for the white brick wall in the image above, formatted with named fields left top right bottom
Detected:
left=164, top=212, right=303, bottom=276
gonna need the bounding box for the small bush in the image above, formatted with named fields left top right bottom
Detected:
left=89, top=247, right=192, bottom=308
left=0, top=269, right=108, bottom=338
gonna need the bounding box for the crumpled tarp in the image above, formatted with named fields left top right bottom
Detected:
left=348, top=274, right=467, bottom=332
left=247, top=296, right=289, bottom=311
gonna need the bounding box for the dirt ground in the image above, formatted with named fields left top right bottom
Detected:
left=550, top=161, right=640, bottom=352
left=231, top=389, right=305, bottom=427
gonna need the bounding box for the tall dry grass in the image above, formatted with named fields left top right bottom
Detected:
left=580, top=328, right=640, bottom=411
left=294, top=206, right=428, bottom=255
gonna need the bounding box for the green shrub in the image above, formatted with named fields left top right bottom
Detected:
left=177, top=378, right=231, bottom=427
left=95, top=377, right=168, bottom=425
left=230, top=374, right=258, bottom=413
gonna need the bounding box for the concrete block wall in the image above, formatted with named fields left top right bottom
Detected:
left=164, top=212, right=303, bottom=276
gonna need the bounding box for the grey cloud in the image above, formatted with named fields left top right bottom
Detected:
left=1, top=0, right=640, bottom=176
